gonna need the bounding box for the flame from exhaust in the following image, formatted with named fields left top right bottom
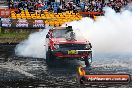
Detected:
left=78, top=66, right=86, bottom=76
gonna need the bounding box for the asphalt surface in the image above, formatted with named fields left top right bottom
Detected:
left=0, top=44, right=132, bottom=88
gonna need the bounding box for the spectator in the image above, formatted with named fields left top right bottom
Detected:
left=18, top=1, right=23, bottom=9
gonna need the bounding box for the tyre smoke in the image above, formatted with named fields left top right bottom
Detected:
left=63, top=7, right=132, bottom=54
left=15, top=26, right=51, bottom=58
left=15, top=7, right=132, bottom=58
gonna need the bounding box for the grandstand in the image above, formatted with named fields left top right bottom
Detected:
left=10, top=10, right=82, bottom=27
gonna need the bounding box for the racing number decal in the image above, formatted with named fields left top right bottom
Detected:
left=68, top=50, right=78, bottom=54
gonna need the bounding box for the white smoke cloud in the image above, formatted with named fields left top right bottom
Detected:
left=63, top=7, right=132, bottom=54
left=15, top=27, right=51, bottom=58
left=15, top=7, right=132, bottom=58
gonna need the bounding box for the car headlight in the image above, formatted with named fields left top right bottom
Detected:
left=85, top=44, right=90, bottom=49
left=54, top=45, right=59, bottom=49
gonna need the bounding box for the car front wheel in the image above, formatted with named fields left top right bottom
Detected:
left=84, top=53, right=92, bottom=67
left=46, top=50, right=54, bottom=66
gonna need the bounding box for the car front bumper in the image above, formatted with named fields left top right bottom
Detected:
left=52, top=50, right=92, bottom=59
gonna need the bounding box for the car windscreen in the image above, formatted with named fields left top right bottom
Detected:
left=52, top=29, right=67, bottom=38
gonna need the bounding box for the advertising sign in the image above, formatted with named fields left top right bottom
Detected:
left=1, top=18, right=11, bottom=28
left=1, top=19, right=45, bottom=29
left=0, top=9, right=18, bottom=18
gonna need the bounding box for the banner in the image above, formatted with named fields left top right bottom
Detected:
left=1, top=19, right=45, bottom=29
left=1, top=18, right=12, bottom=28
left=33, top=20, right=45, bottom=28
left=0, top=9, right=18, bottom=18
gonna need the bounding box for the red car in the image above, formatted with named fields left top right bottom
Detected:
left=46, top=26, right=92, bottom=67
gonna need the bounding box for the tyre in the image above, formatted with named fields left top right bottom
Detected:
left=84, top=58, right=90, bottom=67
left=46, top=50, right=54, bottom=66
left=84, top=52, right=92, bottom=67
left=80, top=76, right=86, bottom=84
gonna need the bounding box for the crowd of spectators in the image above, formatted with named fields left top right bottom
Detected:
left=8, top=0, right=77, bottom=13
left=8, top=0, right=132, bottom=13
left=81, top=0, right=132, bottom=12
left=106, top=0, right=129, bottom=12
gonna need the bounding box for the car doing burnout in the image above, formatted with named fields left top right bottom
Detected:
left=46, top=26, right=92, bottom=67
